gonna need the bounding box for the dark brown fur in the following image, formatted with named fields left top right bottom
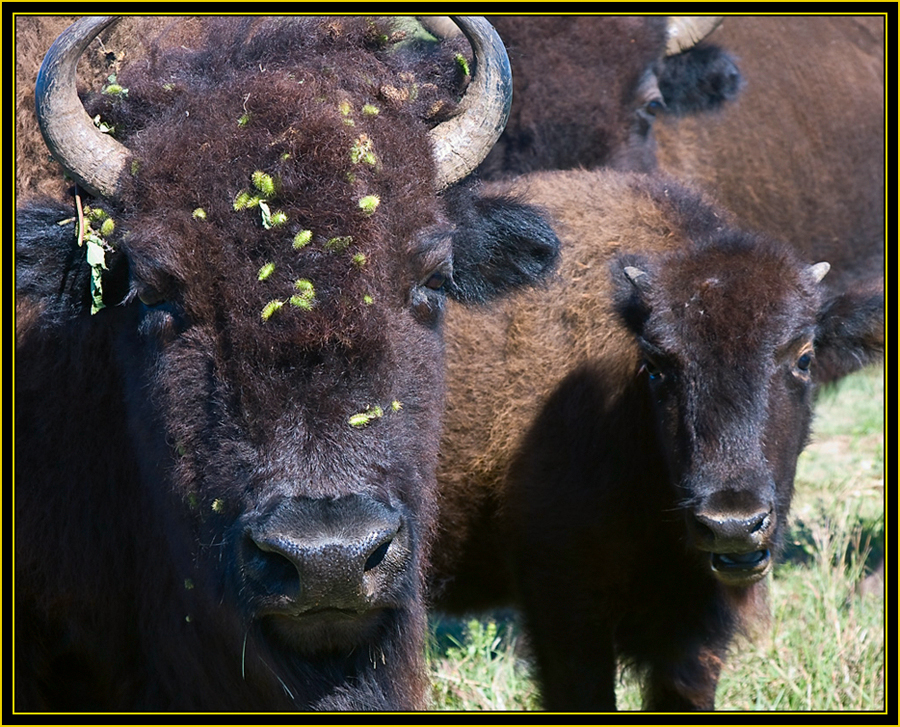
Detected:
left=430, top=169, right=884, bottom=710
left=466, top=16, right=884, bottom=293
left=476, top=16, right=741, bottom=178
left=15, top=17, right=560, bottom=711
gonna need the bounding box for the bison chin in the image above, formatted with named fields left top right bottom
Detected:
left=259, top=607, right=401, bottom=656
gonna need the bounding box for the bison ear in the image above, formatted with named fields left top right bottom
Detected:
left=445, top=193, right=561, bottom=303
left=17, top=200, right=131, bottom=323
left=657, top=44, right=742, bottom=114
left=814, top=281, right=883, bottom=385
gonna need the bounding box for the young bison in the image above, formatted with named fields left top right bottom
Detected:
left=431, top=169, right=883, bottom=711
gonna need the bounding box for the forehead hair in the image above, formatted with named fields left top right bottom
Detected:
left=87, top=17, right=463, bottom=350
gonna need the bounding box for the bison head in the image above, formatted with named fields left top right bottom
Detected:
left=16, top=16, right=559, bottom=710
left=615, top=226, right=883, bottom=588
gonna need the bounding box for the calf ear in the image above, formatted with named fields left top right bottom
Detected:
left=814, top=283, right=884, bottom=384
left=445, top=193, right=561, bottom=303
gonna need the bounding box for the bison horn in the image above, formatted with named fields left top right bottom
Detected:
left=37, top=16, right=508, bottom=197
left=665, top=16, right=724, bottom=56
left=35, top=16, right=130, bottom=199
left=809, top=261, right=831, bottom=284
left=427, top=17, right=512, bottom=190
left=623, top=265, right=652, bottom=292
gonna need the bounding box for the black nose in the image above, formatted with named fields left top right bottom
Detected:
left=691, top=508, right=773, bottom=553
left=242, top=494, right=412, bottom=614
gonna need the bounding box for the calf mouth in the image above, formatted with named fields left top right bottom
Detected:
left=709, top=549, right=772, bottom=586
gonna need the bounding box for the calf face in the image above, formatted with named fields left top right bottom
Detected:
left=615, top=242, right=833, bottom=585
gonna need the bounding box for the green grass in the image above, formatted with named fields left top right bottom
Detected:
left=428, top=366, right=886, bottom=712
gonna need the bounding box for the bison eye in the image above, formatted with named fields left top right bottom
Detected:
left=424, top=271, right=449, bottom=291
left=795, top=352, right=813, bottom=374
left=644, top=97, right=666, bottom=116
left=137, top=286, right=166, bottom=307
left=642, top=359, right=664, bottom=381
left=138, top=294, right=185, bottom=343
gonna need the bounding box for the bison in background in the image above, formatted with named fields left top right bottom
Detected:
left=655, top=15, right=885, bottom=293
left=15, top=16, right=561, bottom=711
left=436, top=15, right=883, bottom=292
left=420, top=15, right=742, bottom=178
left=430, top=169, right=883, bottom=710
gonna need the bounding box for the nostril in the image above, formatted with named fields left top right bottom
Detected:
left=245, top=535, right=301, bottom=595
left=692, top=518, right=717, bottom=545
left=364, top=539, right=391, bottom=572
left=750, top=511, right=771, bottom=534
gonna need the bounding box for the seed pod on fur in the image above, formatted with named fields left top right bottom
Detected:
left=102, top=83, right=128, bottom=97
left=192, top=208, right=207, bottom=221
left=455, top=53, right=470, bottom=77
left=257, top=262, right=275, bottom=281
left=289, top=295, right=313, bottom=310
left=348, top=405, right=384, bottom=428
left=290, top=279, right=316, bottom=310
left=325, top=236, right=353, bottom=252
left=358, top=195, right=380, bottom=216
left=293, top=230, right=313, bottom=249
left=348, top=413, right=370, bottom=428
left=252, top=171, right=277, bottom=198
left=350, top=135, right=377, bottom=166
left=261, top=299, right=284, bottom=321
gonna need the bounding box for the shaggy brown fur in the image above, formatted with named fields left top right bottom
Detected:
left=476, top=16, right=741, bottom=178
left=15, top=16, right=193, bottom=200
left=15, top=17, right=559, bottom=711
left=655, top=16, right=885, bottom=292
left=430, top=169, right=884, bottom=710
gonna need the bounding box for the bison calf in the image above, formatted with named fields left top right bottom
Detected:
left=431, top=169, right=883, bottom=711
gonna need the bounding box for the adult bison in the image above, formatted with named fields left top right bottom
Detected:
left=430, top=169, right=884, bottom=710
left=445, top=15, right=884, bottom=292
left=654, top=15, right=885, bottom=292
left=15, top=16, right=561, bottom=711
left=420, top=15, right=742, bottom=177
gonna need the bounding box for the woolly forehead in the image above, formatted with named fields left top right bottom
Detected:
left=107, top=40, right=451, bottom=338
left=642, top=240, right=824, bottom=357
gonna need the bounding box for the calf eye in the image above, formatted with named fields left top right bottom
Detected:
left=796, top=352, right=812, bottom=373
left=645, top=97, right=666, bottom=116
left=642, top=359, right=664, bottom=381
